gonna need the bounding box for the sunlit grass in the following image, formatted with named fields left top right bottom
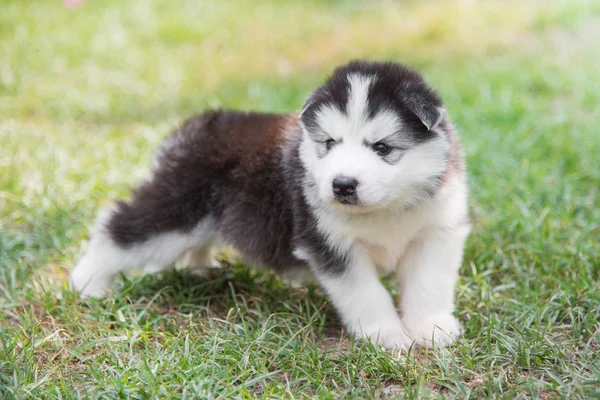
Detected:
left=1, top=0, right=599, bottom=398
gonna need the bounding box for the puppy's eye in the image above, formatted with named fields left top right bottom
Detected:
left=325, top=139, right=336, bottom=151
left=372, top=142, right=392, bottom=156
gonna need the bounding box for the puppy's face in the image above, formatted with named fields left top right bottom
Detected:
left=299, top=61, right=451, bottom=213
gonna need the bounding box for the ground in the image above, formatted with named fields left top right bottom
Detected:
left=1, top=0, right=599, bottom=398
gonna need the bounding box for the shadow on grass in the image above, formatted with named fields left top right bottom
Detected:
left=108, top=262, right=343, bottom=337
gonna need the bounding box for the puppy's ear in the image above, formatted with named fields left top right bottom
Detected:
left=299, top=96, right=313, bottom=117
left=300, top=88, right=323, bottom=118
left=299, top=91, right=317, bottom=132
left=403, top=96, right=445, bottom=131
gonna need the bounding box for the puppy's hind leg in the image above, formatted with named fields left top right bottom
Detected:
left=71, top=184, right=214, bottom=297
left=178, top=236, right=219, bottom=277
left=71, top=206, right=214, bottom=297
left=70, top=206, right=123, bottom=297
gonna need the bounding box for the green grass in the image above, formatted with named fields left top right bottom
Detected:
left=1, top=0, right=599, bottom=398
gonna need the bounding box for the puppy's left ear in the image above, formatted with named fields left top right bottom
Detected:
left=403, top=96, right=445, bottom=131
left=300, top=87, right=323, bottom=118
left=299, top=93, right=311, bottom=117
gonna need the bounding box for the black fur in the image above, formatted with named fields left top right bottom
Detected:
left=108, top=110, right=305, bottom=270
left=106, top=107, right=349, bottom=276
left=301, top=60, right=442, bottom=145
left=285, top=138, right=350, bottom=275
left=105, top=60, right=447, bottom=277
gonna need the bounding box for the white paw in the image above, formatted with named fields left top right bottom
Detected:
left=180, top=247, right=217, bottom=268
left=70, top=258, right=115, bottom=298
left=361, top=322, right=414, bottom=351
left=404, top=313, right=463, bottom=348
left=144, top=263, right=172, bottom=274
left=177, top=256, right=220, bottom=278
left=178, top=248, right=220, bottom=277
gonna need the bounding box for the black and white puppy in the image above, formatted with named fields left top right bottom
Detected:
left=71, top=60, right=470, bottom=350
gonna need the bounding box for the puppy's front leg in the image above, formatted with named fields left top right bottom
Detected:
left=398, top=224, right=471, bottom=348
left=310, top=245, right=413, bottom=350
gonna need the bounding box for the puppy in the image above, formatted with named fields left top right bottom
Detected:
left=71, top=60, right=470, bottom=350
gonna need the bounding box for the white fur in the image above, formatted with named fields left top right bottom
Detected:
left=70, top=209, right=216, bottom=297
left=310, top=245, right=413, bottom=350
left=301, top=74, right=451, bottom=212
left=302, top=175, right=469, bottom=349
left=178, top=239, right=220, bottom=277
left=298, top=73, right=470, bottom=350
left=398, top=224, right=470, bottom=347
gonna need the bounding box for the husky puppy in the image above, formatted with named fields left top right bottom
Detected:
left=71, top=60, right=470, bottom=350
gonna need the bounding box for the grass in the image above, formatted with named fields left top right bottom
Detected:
left=1, top=0, right=599, bottom=398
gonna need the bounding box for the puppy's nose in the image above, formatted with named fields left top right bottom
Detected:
left=332, top=177, right=358, bottom=197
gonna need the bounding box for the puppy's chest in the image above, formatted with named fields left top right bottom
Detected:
left=359, top=241, right=400, bottom=275
left=353, top=225, right=418, bottom=275
left=322, top=209, right=431, bottom=274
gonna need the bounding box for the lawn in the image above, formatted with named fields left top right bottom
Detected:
left=1, top=0, right=599, bottom=398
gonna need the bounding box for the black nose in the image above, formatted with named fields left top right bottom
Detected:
left=332, top=177, right=358, bottom=197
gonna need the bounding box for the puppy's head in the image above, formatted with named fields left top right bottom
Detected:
left=299, top=60, right=451, bottom=213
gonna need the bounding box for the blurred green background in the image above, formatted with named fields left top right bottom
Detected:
left=1, top=0, right=599, bottom=398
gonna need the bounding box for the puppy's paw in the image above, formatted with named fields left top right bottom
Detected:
left=404, top=313, right=462, bottom=348
left=70, top=258, right=115, bottom=298
left=178, top=248, right=220, bottom=277
left=144, top=263, right=173, bottom=274
left=361, top=322, right=414, bottom=351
